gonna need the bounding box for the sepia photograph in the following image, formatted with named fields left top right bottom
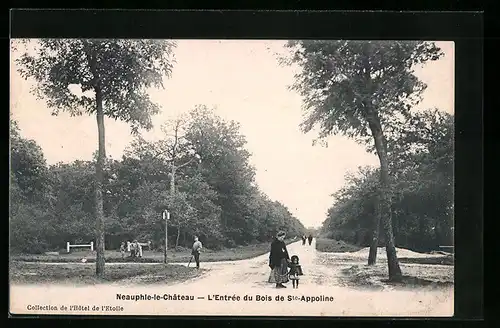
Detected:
left=9, top=39, right=454, bottom=317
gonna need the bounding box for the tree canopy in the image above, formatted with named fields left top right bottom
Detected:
left=16, top=39, right=176, bottom=133
left=281, top=40, right=442, bottom=144
left=10, top=107, right=307, bottom=254
left=321, top=109, right=454, bottom=252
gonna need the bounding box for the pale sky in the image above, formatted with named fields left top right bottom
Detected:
left=10, top=40, right=454, bottom=228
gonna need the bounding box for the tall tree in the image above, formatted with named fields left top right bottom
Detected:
left=10, top=117, right=51, bottom=202
left=387, top=109, right=454, bottom=250
left=281, top=40, right=443, bottom=281
left=321, top=109, right=454, bottom=254
left=340, top=167, right=381, bottom=264
left=161, top=115, right=201, bottom=195
left=184, top=105, right=257, bottom=245
left=47, top=161, right=97, bottom=247
left=15, top=39, right=176, bottom=277
left=10, top=118, right=55, bottom=253
left=125, top=115, right=201, bottom=248
left=176, top=173, right=223, bottom=246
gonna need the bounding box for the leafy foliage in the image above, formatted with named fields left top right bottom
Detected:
left=321, top=109, right=454, bottom=252
left=9, top=108, right=307, bottom=254
left=10, top=119, right=54, bottom=253
left=10, top=118, right=50, bottom=202
left=281, top=40, right=443, bottom=145
left=16, top=39, right=176, bottom=133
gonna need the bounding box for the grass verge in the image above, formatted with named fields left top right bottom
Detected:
left=315, top=238, right=454, bottom=266
left=9, top=261, right=202, bottom=285
left=339, top=264, right=454, bottom=290
left=398, top=257, right=454, bottom=266
left=315, top=238, right=363, bottom=253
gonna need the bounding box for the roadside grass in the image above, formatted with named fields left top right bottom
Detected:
left=9, top=239, right=300, bottom=285
left=10, top=239, right=298, bottom=264
left=315, top=238, right=363, bottom=253
left=9, top=261, right=201, bottom=285
left=339, top=263, right=454, bottom=290
left=398, top=257, right=454, bottom=266
left=315, top=238, right=454, bottom=290
left=315, top=238, right=454, bottom=266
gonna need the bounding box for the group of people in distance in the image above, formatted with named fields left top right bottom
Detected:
left=117, top=237, right=203, bottom=269
left=119, top=240, right=148, bottom=259
left=269, top=231, right=310, bottom=289
left=301, top=234, right=313, bottom=246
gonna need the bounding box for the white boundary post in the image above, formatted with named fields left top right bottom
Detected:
left=66, top=242, right=70, bottom=253
left=90, top=241, right=94, bottom=251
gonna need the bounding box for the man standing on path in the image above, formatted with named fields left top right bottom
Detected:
left=307, top=234, right=313, bottom=246
left=192, top=236, right=203, bottom=269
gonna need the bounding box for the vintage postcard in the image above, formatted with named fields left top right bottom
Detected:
left=9, top=39, right=454, bottom=317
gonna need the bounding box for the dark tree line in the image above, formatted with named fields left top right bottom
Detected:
left=320, top=109, right=454, bottom=253
left=10, top=106, right=306, bottom=255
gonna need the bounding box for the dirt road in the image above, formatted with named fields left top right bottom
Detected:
left=10, top=240, right=453, bottom=316
left=170, top=239, right=343, bottom=289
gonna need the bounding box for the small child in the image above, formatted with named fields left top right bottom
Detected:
left=288, top=255, right=304, bottom=289
left=130, top=241, right=137, bottom=258
left=119, top=241, right=126, bottom=259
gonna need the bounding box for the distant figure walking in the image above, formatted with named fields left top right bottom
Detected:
left=192, top=236, right=203, bottom=269
left=301, top=235, right=306, bottom=245
left=268, top=231, right=290, bottom=288
left=307, top=234, right=313, bottom=246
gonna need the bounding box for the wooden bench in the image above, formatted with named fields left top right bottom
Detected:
left=66, top=241, right=94, bottom=253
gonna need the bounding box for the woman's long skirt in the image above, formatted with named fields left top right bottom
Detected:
left=268, top=258, right=289, bottom=284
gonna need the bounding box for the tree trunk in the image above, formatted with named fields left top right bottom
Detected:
left=176, top=225, right=181, bottom=248
left=392, top=205, right=399, bottom=246
left=368, top=195, right=381, bottom=265
left=419, top=215, right=426, bottom=249
left=170, top=165, right=176, bottom=194
left=368, top=115, right=403, bottom=281
left=434, top=220, right=441, bottom=250
left=170, top=134, right=177, bottom=195
left=95, top=87, right=106, bottom=278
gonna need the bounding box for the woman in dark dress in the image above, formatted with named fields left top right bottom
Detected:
left=268, top=231, right=290, bottom=288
